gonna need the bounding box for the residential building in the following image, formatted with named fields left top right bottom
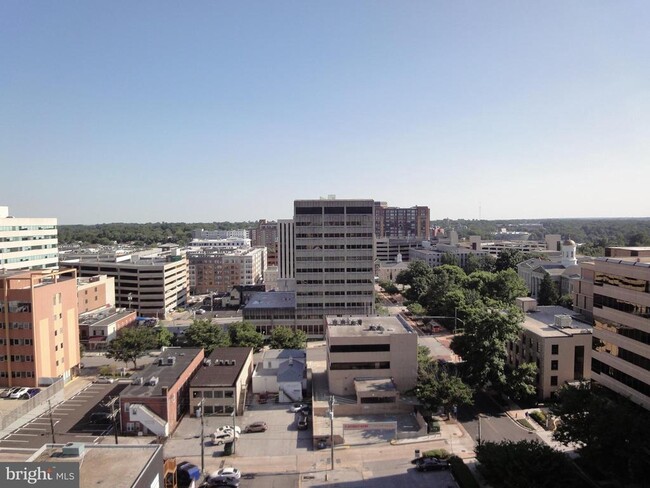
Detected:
left=60, top=251, right=188, bottom=318
left=188, top=247, right=266, bottom=294
left=374, top=202, right=430, bottom=240
left=76, top=275, right=115, bottom=314
left=573, top=249, right=650, bottom=410
left=0, top=268, right=80, bottom=387
left=294, top=198, right=375, bottom=336
left=252, top=349, right=306, bottom=402
left=189, top=237, right=251, bottom=250
left=509, top=299, right=592, bottom=399
left=0, top=206, right=58, bottom=272
left=326, top=315, right=417, bottom=410
left=28, top=443, right=164, bottom=488
left=120, top=348, right=204, bottom=436
left=242, top=291, right=297, bottom=335
left=189, top=347, right=254, bottom=416
left=79, top=308, right=136, bottom=350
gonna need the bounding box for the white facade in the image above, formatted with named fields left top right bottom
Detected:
left=192, top=229, right=249, bottom=239
left=190, top=237, right=251, bottom=250
left=0, top=206, right=58, bottom=272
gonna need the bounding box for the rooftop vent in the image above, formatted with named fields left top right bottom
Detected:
left=132, top=377, right=144, bottom=385
left=158, top=358, right=165, bottom=366
left=167, top=356, right=176, bottom=366
left=62, top=442, right=85, bottom=457
left=554, top=314, right=573, bottom=329
left=203, top=359, right=212, bottom=367
left=148, top=376, right=159, bottom=386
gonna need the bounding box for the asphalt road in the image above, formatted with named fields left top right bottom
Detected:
left=458, top=391, right=541, bottom=445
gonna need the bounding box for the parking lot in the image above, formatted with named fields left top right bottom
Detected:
left=0, top=381, right=126, bottom=450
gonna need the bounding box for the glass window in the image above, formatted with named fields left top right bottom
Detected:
left=551, top=360, right=558, bottom=371
left=551, top=344, right=559, bottom=355
left=550, top=376, right=558, bottom=386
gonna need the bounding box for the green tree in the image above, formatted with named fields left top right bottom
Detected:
left=156, top=327, right=173, bottom=348
left=450, top=304, right=523, bottom=389
left=379, top=280, right=399, bottom=295
left=407, top=302, right=426, bottom=316
left=504, top=362, right=537, bottom=403
left=476, top=440, right=585, bottom=488
left=414, top=360, right=473, bottom=417
left=228, top=321, right=264, bottom=350
left=269, top=326, right=307, bottom=349
left=183, top=319, right=230, bottom=354
left=106, top=326, right=158, bottom=369
left=537, top=274, right=559, bottom=306
left=488, top=269, right=528, bottom=305
left=557, top=294, right=573, bottom=309
left=396, top=260, right=435, bottom=303
left=494, top=249, right=527, bottom=272
left=440, top=252, right=460, bottom=267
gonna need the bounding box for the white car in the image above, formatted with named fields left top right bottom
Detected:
left=210, top=431, right=239, bottom=446
left=9, top=387, right=30, bottom=399
left=215, top=425, right=241, bottom=436
left=205, top=467, right=241, bottom=483
left=95, top=376, right=115, bottom=384
left=289, top=403, right=307, bottom=413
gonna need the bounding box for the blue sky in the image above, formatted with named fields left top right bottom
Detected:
left=2, top=1, right=649, bottom=224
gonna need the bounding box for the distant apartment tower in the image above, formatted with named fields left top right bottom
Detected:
left=278, top=219, right=295, bottom=280
left=374, top=202, right=430, bottom=240
left=192, top=229, right=248, bottom=239
left=573, top=247, right=650, bottom=410
left=0, top=206, right=58, bottom=272
left=0, top=269, right=80, bottom=387
left=294, top=198, right=375, bottom=335
left=251, top=219, right=279, bottom=267
left=61, top=252, right=188, bottom=318
left=188, top=247, right=267, bottom=294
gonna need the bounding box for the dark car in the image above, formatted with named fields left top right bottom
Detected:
left=90, top=412, right=112, bottom=424
left=244, top=421, right=267, bottom=433
left=415, top=457, right=450, bottom=472
left=297, top=413, right=309, bottom=431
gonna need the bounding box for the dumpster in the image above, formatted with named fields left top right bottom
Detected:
left=223, top=441, right=234, bottom=456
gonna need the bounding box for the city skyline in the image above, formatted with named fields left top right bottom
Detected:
left=2, top=1, right=649, bottom=224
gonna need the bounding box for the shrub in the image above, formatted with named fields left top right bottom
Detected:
left=529, top=410, right=547, bottom=427
left=449, top=456, right=480, bottom=488
left=98, top=365, right=116, bottom=377
left=423, top=448, right=450, bottom=459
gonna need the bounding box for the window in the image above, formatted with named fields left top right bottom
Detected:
left=551, top=360, right=558, bottom=371
left=551, top=344, right=559, bottom=355
left=550, top=376, right=558, bottom=386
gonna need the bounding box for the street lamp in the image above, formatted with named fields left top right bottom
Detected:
left=328, top=396, right=335, bottom=470
left=199, top=399, right=205, bottom=475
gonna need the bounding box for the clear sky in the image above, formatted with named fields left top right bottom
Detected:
left=2, top=1, right=649, bottom=224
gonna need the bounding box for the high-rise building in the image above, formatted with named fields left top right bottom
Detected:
left=278, top=219, right=295, bottom=280
left=0, top=206, right=58, bottom=272
left=572, top=247, right=650, bottom=410
left=0, top=268, right=80, bottom=387
left=251, top=219, right=279, bottom=267
left=188, top=246, right=267, bottom=294
left=374, top=203, right=430, bottom=240
left=294, top=198, right=375, bottom=335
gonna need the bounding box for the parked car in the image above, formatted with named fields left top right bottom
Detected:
left=301, top=404, right=312, bottom=414
left=297, top=414, right=309, bottom=431
left=21, top=388, right=41, bottom=399
left=244, top=421, right=267, bottom=433
left=195, top=308, right=206, bottom=315
left=211, top=432, right=238, bottom=446
left=95, top=376, right=115, bottom=384
left=1, top=387, right=21, bottom=398
left=215, top=425, right=241, bottom=436
left=9, top=387, right=30, bottom=399
left=415, top=457, right=450, bottom=472
left=205, top=468, right=241, bottom=484
left=177, top=461, right=201, bottom=488
left=290, top=403, right=307, bottom=413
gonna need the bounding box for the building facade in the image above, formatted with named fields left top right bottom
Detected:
left=294, top=199, right=375, bottom=336
left=60, top=252, right=188, bottom=318
left=251, top=219, right=279, bottom=267
left=579, top=249, right=650, bottom=410
left=188, top=247, right=267, bottom=295
left=242, top=291, right=297, bottom=335
left=374, top=203, right=430, bottom=240
left=0, top=268, right=80, bottom=387
left=0, top=206, right=58, bottom=272
left=192, top=229, right=248, bottom=240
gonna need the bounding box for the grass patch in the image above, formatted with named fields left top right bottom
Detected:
left=516, top=418, right=534, bottom=430
left=423, top=448, right=450, bottom=459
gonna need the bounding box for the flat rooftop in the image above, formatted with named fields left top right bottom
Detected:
left=523, top=306, right=592, bottom=338
left=79, top=308, right=134, bottom=328
left=29, top=443, right=161, bottom=488
left=326, top=315, right=412, bottom=337
left=191, top=347, right=252, bottom=387
left=121, top=348, right=202, bottom=398
left=598, top=256, right=650, bottom=267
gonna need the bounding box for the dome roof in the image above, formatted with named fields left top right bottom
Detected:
left=563, top=238, right=576, bottom=246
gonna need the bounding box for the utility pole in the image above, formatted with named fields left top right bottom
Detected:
left=328, top=395, right=335, bottom=470
left=199, top=399, right=205, bottom=475
left=231, top=407, right=237, bottom=455
left=48, top=400, right=56, bottom=444
left=107, top=396, right=119, bottom=444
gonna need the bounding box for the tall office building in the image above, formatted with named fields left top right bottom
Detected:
left=573, top=247, right=650, bottom=410
left=278, top=219, right=295, bottom=280
left=0, top=206, right=58, bottom=272
left=294, top=198, right=375, bottom=335
left=0, top=269, right=80, bottom=387
left=374, top=203, right=430, bottom=240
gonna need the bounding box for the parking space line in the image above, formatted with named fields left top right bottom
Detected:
left=0, top=439, right=29, bottom=443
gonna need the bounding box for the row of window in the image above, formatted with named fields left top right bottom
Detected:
left=192, top=390, right=234, bottom=399
left=295, top=220, right=367, bottom=226
left=0, top=338, right=35, bottom=346
left=592, top=358, right=650, bottom=397
left=0, top=322, right=33, bottom=330
left=297, top=302, right=370, bottom=308
left=295, top=206, right=372, bottom=215
left=296, top=268, right=373, bottom=273
left=594, top=319, right=650, bottom=346
left=594, top=272, right=650, bottom=293
left=0, top=371, right=34, bottom=378
left=330, top=344, right=390, bottom=353
left=0, top=355, right=34, bottom=362
left=593, top=337, right=650, bottom=372
left=330, top=361, right=390, bottom=370
left=593, top=294, right=650, bottom=318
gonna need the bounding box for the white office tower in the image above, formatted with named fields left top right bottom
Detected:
left=0, top=206, right=58, bottom=272
left=293, top=198, right=375, bottom=336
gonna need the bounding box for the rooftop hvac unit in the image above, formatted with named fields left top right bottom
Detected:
left=148, top=376, right=159, bottom=386
left=62, top=442, right=85, bottom=457
left=158, top=358, right=165, bottom=366
left=167, top=356, right=176, bottom=365
left=369, top=325, right=377, bottom=331
left=204, top=359, right=212, bottom=367
left=554, top=315, right=573, bottom=329
left=132, top=377, right=144, bottom=385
